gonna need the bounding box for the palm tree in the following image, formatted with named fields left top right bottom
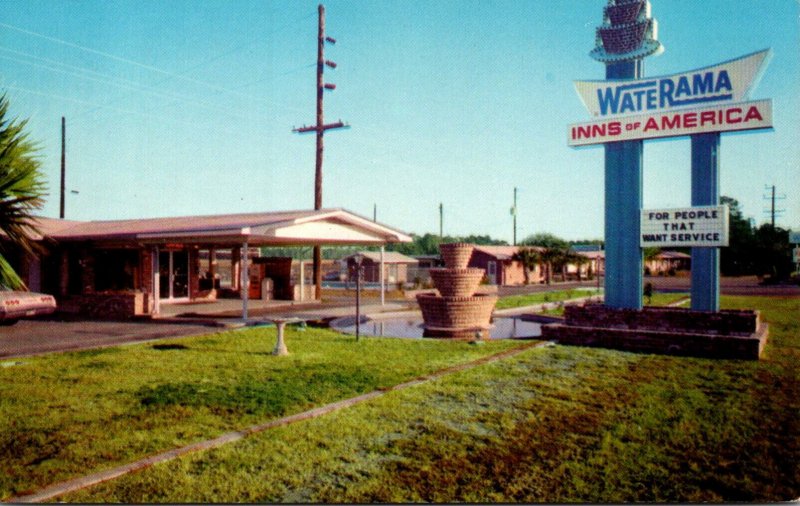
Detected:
left=512, top=247, right=542, bottom=285
left=0, top=93, right=46, bottom=289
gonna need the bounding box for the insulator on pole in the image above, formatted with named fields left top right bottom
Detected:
left=325, top=60, right=337, bottom=69
left=325, top=36, right=336, bottom=44
left=323, top=83, right=336, bottom=90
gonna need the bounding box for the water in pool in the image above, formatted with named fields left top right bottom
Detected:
left=334, top=316, right=542, bottom=339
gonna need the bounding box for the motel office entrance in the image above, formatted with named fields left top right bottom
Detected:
left=158, top=250, right=189, bottom=301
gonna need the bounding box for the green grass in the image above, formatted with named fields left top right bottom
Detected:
left=495, top=288, right=601, bottom=310
left=0, top=326, right=521, bottom=500
left=534, top=291, right=688, bottom=317
left=61, top=295, right=800, bottom=503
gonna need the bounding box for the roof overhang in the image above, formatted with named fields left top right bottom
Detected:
left=44, top=209, right=413, bottom=247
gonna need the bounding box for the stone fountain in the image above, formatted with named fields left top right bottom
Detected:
left=416, top=243, right=498, bottom=339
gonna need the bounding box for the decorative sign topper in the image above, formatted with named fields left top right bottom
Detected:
left=641, top=205, right=729, bottom=248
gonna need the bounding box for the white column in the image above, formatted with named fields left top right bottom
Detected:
left=299, top=260, right=305, bottom=301
left=241, top=240, right=249, bottom=320
left=380, top=246, right=385, bottom=306
left=152, top=246, right=160, bottom=316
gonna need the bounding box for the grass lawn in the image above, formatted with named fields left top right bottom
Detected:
left=0, top=326, right=521, bottom=500
left=494, top=288, right=601, bottom=310
left=57, top=295, right=800, bottom=503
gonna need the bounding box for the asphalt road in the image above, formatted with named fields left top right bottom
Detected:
left=0, top=319, right=218, bottom=359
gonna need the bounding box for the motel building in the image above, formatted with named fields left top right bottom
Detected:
left=4, top=209, right=411, bottom=320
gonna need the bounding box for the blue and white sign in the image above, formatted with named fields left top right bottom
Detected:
left=574, top=49, right=771, bottom=118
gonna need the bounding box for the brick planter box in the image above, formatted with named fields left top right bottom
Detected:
left=563, top=303, right=759, bottom=335
left=58, top=292, right=150, bottom=320
left=543, top=304, right=768, bottom=360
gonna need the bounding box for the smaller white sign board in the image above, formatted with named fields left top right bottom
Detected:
left=641, top=205, right=729, bottom=248
left=793, top=247, right=800, bottom=264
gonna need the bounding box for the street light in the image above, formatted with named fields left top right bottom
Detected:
left=352, top=253, right=364, bottom=341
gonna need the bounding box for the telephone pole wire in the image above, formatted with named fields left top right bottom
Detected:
left=292, top=4, right=349, bottom=300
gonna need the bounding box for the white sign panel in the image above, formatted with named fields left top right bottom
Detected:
left=641, top=205, right=729, bottom=248
left=574, top=49, right=771, bottom=118
left=794, top=247, right=800, bottom=264
left=568, top=99, right=772, bottom=147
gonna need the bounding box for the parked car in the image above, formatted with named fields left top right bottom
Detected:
left=0, top=289, right=56, bottom=325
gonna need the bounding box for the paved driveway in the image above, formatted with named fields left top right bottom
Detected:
left=0, top=319, right=219, bottom=359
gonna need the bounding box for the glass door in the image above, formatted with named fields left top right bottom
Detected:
left=158, top=250, right=189, bottom=301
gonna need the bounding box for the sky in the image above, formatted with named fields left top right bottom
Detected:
left=1, top=0, right=798, bottom=243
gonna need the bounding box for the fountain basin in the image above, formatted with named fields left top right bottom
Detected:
left=429, top=267, right=485, bottom=297
left=438, top=242, right=475, bottom=270
left=416, top=293, right=498, bottom=338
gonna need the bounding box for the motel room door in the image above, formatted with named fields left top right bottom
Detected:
left=159, top=250, right=189, bottom=301
left=486, top=261, right=497, bottom=285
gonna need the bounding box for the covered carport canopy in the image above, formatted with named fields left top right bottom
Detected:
left=44, top=208, right=413, bottom=319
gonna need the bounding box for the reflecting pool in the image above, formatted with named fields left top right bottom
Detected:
left=333, top=315, right=542, bottom=339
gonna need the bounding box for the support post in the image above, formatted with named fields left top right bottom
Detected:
left=603, top=60, right=643, bottom=310
left=241, top=240, right=249, bottom=321
left=299, top=260, right=305, bottom=301
left=152, top=246, right=160, bottom=316
left=690, top=133, right=721, bottom=312
left=380, top=246, right=385, bottom=306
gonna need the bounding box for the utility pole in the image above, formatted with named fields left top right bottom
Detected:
left=373, top=203, right=377, bottom=222
left=439, top=203, right=443, bottom=239
left=293, top=4, right=349, bottom=300
left=763, top=184, right=786, bottom=228
left=60, top=117, right=65, bottom=219
left=511, top=187, right=518, bottom=246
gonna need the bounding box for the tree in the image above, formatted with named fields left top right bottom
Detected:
left=512, top=247, right=541, bottom=284
left=752, top=224, right=792, bottom=282
left=720, top=196, right=756, bottom=276
left=0, top=93, right=46, bottom=289
left=520, top=232, right=569, bottom=250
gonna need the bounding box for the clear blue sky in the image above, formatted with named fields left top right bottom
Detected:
left=2, top=0, right=798, bottom=242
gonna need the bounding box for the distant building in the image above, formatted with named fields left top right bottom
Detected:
left=469, top=245, right=543, bottom=285
left=342, top=251, right=420, bottom=284
left=645, top=251, right=691, bottom=275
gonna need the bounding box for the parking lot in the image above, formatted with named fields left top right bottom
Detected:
left=0, top=319, right=218, bottom=359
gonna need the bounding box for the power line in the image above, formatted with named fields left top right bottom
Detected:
left=0, top=16, right=314, bottom=116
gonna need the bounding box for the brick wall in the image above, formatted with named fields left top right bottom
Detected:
left=564, top=304, right=759, bottom=336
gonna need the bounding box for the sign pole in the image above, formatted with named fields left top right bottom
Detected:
left=691, top=133, right=721, bottom=311
left=604, top=61, right=644, bottom=310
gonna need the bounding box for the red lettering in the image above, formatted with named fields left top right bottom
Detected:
left=608, top=122, right=622, bottom=136
left=643, top=117, right=659, bottom=131
left=662, top=115, right=680, bottom=130
left=744, top=106, right=763, bottom=122
left=683, top=113, right=697, bottom=128
left=726, top=108, right=742, bottom=123
left=700, top=110, right=716, bottom=126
